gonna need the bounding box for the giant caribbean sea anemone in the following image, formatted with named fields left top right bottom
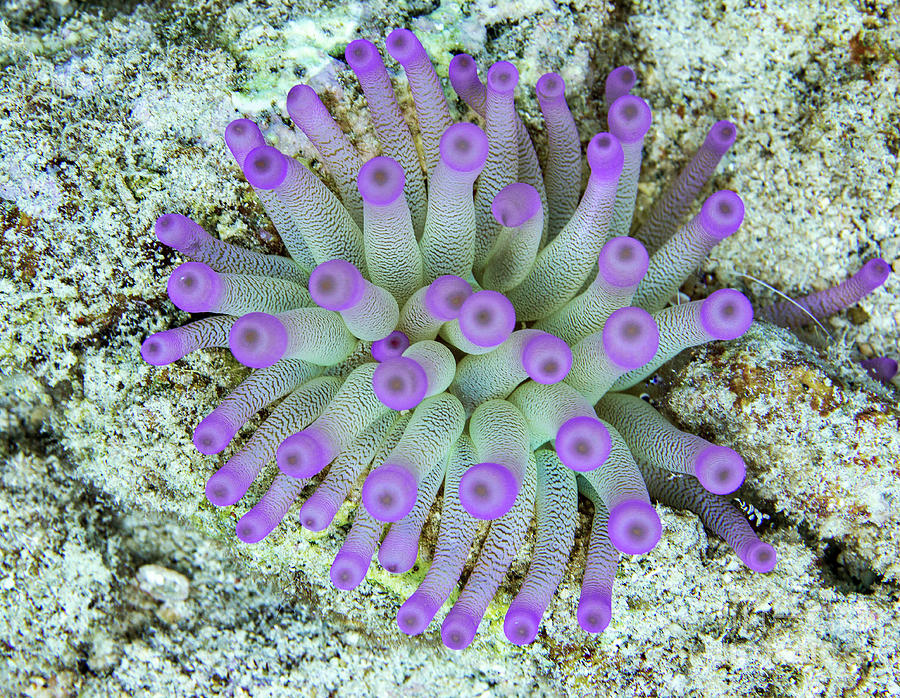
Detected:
left=142, top=28, right=782, bottom=650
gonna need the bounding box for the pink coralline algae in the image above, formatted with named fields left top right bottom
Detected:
left=143, top=29, right=785, bottom=649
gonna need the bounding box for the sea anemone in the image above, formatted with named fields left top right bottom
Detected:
left=142, top=29, right=778, bottom=649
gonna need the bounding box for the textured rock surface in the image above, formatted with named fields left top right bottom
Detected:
left=1, top=0, right=899, bottom=696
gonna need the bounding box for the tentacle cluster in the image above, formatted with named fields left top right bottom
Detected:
left=144, top=29, right=793, bottom=649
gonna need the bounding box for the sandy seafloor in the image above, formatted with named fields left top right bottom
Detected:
left=1, top=0, right=899, bottom=695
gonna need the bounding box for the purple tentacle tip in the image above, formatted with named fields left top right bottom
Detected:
left=441, top=122, right=489, bottom=172
left=167, top=261, right=224, bottom=313
left=504, top=604, right=542, bottom=645
left=487, top=61, right=519, bottom=94
left=277, top=430, right=331, bottom=478
left=491, top=182, right=541, bottom=227
left=424, top=275, right=472, bottom=321
left=140, top=330, right=182, bottom=366
left=700, top=289, right=754, bottom=340
left=459, top=462, right=519, bottom=520
left=608, top=500, right=661, bottom=555
left=586, top=132, right=625, bottom=181
left=397, top=592, right=437, bottom=636
left=578, top=592, right=612, bottom=634
left=556, top=416, right=611, bottom=472
left=193, top=412, right=235, bottom=455
left=608, top=95, right=652, bottom=143
left=699, top=190, right=744, bottom=239
left=598, top=236, right=649, bottom=287
left=243, top=145, right=288, bottom=190
left=299, top=494, right=338, bottom=532
left=602, top=306, right=659, bottom=370
left=371, top=330, right=410, bottom=362
left=740, top=540, right=777, bottom=573
left=458, top=290, right=516, bottom=348
left=362, top=463, right=418, bottom=522
left=228, top=312, right=288, bottom=368
left=385, top=28, right=425, bottom=64
left=345, top=38, right=381, bottom=74
left=358, top=156, right=405, bottom=206
left=536, top=72, right=566, bottom=105
left=441, top=611, right=478, bottom=650
left=309, top=259, right=365, bottom=311
left=606, top=66, right=636, bottom=100
left=236, top=509, right=274, bottom=545
left=522, top=332, right=572, bottom=384
left=372, top=357, right=428, bottom=410
left=155, top=213, right=198, bottom=249
left=695, top=445, right=746, bottom=495
left=705, top=120, right=738, bottom=155
left=205, top=470, right=242, bottom=508
left=859, top=257, right=891, bottom=288
left=224, top=118, right=264, bottom=165
left=861, top=356, right=898, bottom=383
left=330, top=550, right=369, bottom=590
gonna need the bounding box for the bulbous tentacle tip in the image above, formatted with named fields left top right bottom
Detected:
left=504, top=604, right=542, bottom=646
left=225, top=118, right=263, bottom=158
left=861, top=356, right=899, bottom=383
left=607, top=65, right=636, bottom=94
left=536, top=72, right=566, bottom=105
left=243, top=145, right=288, bottom=190
left=440, top=610, right=478, bottom=650
left=372, top=357, right=428, bottom=410
left=155, top=213, right=198, bottom=248
left=586, top=132, right=625, bottom=181
left=193, top=412, right=236, bottom=455
left=357, top=155, right=406, bottom=206
left=859, top=258, right=891, bottom=288
left=459, top=462, right=519, bottom=520
left=309, top=259, right=364, bottom=311
left=330, top=549, right=370, bottom=591
left=377, top=536, right=418, bottom=574
left=555, top=416, right=611, bottom=472
left=608, top=94, right=652, bottom=144
left=608, top=500, right=662, bottom=555
left=228, top=312, right=287, bottom=368
left=598, top=236, right=649, bottom=288
left=298, top=495, right=338, bottom=532
left=424, top=275, right=473, bottom=321
left=458, top=290, right=516, bottom=348
left=140, top=330, right=182, bottom=366
left=286, top=83, right=319, bottom=114
left=277, top=430, right=329, bottom=478
left=700, top=289, right=754, bottom=341
left=440, top=122, right=489, bottom=173
left=205, top=469, right=243, bottom=508
left=705, top=119, right=738, bottom=155
left=695, top=445, right=746, bottom=495
left=522, top=332, right=572, bottom=384
left=371, top=330, right=410, bottom=362
left=491, top=182, right=541, bottom=228
left=699, top=190, right=745, bottom=239
left=740, top=540, right=777, bottom=573
left=577, top=592, right=612, bottom=634
left=486, top=60, right=519, bottom=94
left=397, top=592, right=438, bottom=636
left=448, top=53, right=478, bottom=85
left=345, top=38, right=382, bottom=74
left=362, top=464, right=418, bottom=522
left=235, top=510, right=273, bottom=544
left=385, top=28, right=426, bottom=64
left=602, top=306, right=660, bottom=371
left=167, top=261, right=224, bottom=313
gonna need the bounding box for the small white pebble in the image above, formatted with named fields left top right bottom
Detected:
left=136, top=564, right=190, bottom=603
